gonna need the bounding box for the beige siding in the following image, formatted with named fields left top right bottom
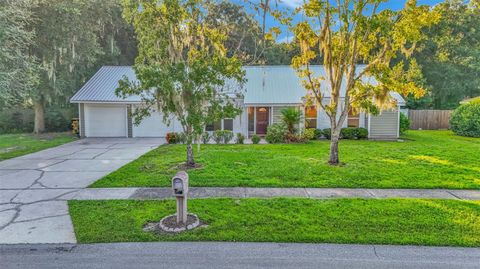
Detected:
left=369, top=109, right=399, bottom=139
left=272, top=106, right=294, bottom=124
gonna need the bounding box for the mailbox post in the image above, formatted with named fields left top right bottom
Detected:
left=172, top=171, right=189, bottom=224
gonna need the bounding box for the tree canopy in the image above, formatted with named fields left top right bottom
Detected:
left=287, top=0, right=439, bottom=164
left=409, top=0, right=480, bottom=109
left=118, top=0, right=245, bottom=166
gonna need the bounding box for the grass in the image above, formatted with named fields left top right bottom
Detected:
left=91, top=131, right=480, bottom=189
left=69, top=198, right=480, bottom=246
left=0, top=132, right=77, bottom=161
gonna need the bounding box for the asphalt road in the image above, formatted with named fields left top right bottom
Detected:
left=1, top=242, right=479, bottom=269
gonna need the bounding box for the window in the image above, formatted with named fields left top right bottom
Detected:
left=248, top=107, right=255, bottom=133
left=206, top=119, right=232, bottom=131
left=223, top=119, right=233, bottom=131
left=348, top=109, right=360, bottom=127
left=305, top=106, right=317, bottom=128
left=206, top=120, right=221, bottom=131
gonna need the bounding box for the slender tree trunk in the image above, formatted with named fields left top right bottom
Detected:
left=33, top=99, right=45, bottom=134
left=186, top=142, right=195, bottom=167
left=329, top=129, right=340, bottom=165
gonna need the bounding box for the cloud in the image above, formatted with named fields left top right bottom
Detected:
left=280, top=0, right=303, bottom=9
left=277, top=35, right=291, bottom=43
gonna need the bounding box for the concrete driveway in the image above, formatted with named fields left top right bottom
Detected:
left=0, top=138, right=164, bottom=244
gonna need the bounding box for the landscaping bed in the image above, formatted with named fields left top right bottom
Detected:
left=90, top=131, right=480, bottom=189
left=0, top=133, right=77, bottom=160
left=69, top=198, right=480, bottom=246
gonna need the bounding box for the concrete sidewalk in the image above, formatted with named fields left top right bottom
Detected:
left=1, top=242, right=479, bottom=269
left=72, top=187, right=480, bottom=200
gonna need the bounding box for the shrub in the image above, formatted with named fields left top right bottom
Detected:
left=166, top=132, right=179, bottom=144
left=314, top=129, right=323, bottom=139
left=251, top=134, right=261, bottom=144
left=286, top=133, right=308, bottom=143
left=266, top=123, right=287, bottom=143
left=399, top=112, right=411, bottom=134
left=281, top=107, right=302, bottom=135
left=341, top=127, right=356, bottom=139
left=223, top=130, right=234, bottom=144
left=201, top=132, right=210, bottom=144
left=178, top=132, right=187, bottom=144
left=356, top=127, right=369, bottom=139
left=212, top=130, right=224, bottom=144
left=322, top=128, right=331, bottom=140
left=450, top=103, right=480, bottom=137
left=235, top=133, right=245, bottom=144
left=303, top=128, right=316, bottom=140
left=45, top=110, right=70, bottom=132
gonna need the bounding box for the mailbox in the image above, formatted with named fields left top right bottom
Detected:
left=172, top=171, right=189, bottom=196
left=172, top=171, right=189, bottom=224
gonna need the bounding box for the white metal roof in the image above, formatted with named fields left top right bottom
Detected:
left=70, top=65, right=406, bottom=105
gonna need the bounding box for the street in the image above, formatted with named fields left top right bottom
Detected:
left=1, top=242, right=479, bottom=269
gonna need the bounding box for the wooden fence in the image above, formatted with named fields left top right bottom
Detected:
left=408, top=110, right=452, bottom=130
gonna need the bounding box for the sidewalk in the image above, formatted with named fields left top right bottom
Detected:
left=72, top=187, right=480, bottom=200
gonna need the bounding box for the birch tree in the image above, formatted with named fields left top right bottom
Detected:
left=289, top=0, right=439, bottom=165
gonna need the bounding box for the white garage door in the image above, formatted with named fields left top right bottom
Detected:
left=133, top=111, right=178, bottom=137
left=85, top=104, right=127, bottom=137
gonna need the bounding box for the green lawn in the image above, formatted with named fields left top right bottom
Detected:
left=0, top=133, right=77, bottom=161
left=91, top=131, right=480, bottom=189
left=69, top=198, right=480, bottom=246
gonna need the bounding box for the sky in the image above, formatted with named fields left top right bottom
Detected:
left=231, top=0, right=444, bottom=43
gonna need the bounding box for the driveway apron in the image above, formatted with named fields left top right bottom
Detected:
left=0, top=138, right=164, bottom=244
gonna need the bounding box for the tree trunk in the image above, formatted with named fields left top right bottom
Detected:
left=33, top=99, right=45, bottom=134
left=186, top=143, right=195, bottom=167
left=329, top=132, right=340, bottom=165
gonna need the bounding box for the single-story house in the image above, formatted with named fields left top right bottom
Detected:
left=70, top=65, right=405, bottom=139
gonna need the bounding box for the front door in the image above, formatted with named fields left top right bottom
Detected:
left=256, top=107, right=270, bottom=135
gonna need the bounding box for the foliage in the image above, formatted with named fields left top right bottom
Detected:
left=205, top=1, right=262, bottom=64
left=251, top=134, right=261, bottom=144
left=223, top=130, right=234, bottom=144
left=303, top=128, right=316, bottom=140
left=0, top=133, right=76, bottom=161
left=201, top=132, right=211, bottom=144
left=212, top=130, right=224, bottom=144
left=281, top=107, right=302, bottom=135
left=356, top=128, right=369, bottom=139
left=118, top=0, right=245, bottom=166
left=92, top=131, right=480, bottom=189
left=450, top=103, right=480, bottom=137
left=400, top=113, right=411, bottom=134
left=166, top=133, right=179, bottom=144
left=235, top=133, right=245, bottom=144
left=314, top=129, right=323, bottom=140
left=0, top=0, right=38, bottom=109
left=265, top=123, right=287, bottom=143
left=285, top=133, right=308, bottom=143
left=340, top=128, right=357, bottom=140
left=0, top=0, right=136, bottom=133
left=70, top=198, right=480, bottom=247
left=322, top=128, right=332, bottom=140
left=409, top=0, right=480, bottom=109
left=0, top=108, right=73, bottom=134
left=178, top=132, right=187, bottom=144
left=340, top=127, right=369, bottom=140
left=287, top=0, right=439, bottom=164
